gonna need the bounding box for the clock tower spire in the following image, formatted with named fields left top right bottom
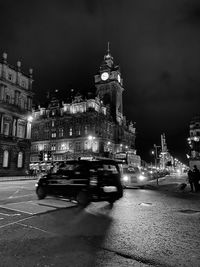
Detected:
left=94, top=44, right=124, bottom=124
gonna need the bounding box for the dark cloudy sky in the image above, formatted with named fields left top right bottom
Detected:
left=1, top=0, right=200, bottom=163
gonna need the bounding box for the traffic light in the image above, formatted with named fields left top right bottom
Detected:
left=47, top=151, right=52, bottom=160
left=38, top=151, right=44, bottom=161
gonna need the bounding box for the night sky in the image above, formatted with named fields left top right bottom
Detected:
left=1, top=0, right=200, bottom=164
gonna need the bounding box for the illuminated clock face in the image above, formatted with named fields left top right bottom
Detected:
left=101, top=72, right=109, bottom=81
left=117, top=74, right=121, bottom=83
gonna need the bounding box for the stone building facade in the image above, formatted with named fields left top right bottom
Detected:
left=0, top=53, right=34, bottom=176
left=30, top=48, right=136, bottom=171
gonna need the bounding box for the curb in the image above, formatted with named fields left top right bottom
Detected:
left=0, top=176, right=38, bottom=182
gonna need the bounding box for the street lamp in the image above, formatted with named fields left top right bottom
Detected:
left=27, top=115, right=33, bottom=122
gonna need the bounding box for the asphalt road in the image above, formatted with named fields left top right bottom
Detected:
left=0, top=177, right=200, bottom=267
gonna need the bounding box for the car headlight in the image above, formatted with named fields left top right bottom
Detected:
left=123, top=175, right=129, bottom=182
left=138, top=175, right=146, bottom=181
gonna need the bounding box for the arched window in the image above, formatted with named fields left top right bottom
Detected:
left=17, top=152, right=23, bottom=168
left=3, top=150, right=9, bottom=167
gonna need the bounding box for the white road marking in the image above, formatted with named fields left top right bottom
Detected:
left=0, top=205, right=33, bottom=215
left=16, top=222, right=55, bottom=235
left=8, top=189, right=21, bottom=199
left=0, top=212, right=21, bottom=216
left=8, top=193, right=35, bottom=199
left=0, top=216, right=34, bottom=229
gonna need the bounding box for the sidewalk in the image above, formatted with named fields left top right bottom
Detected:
left=145, top=175, right=200, bottom=196
left=0, top=175, right=37, bottom=182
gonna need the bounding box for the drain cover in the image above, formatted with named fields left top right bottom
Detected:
left=139, top=202, right=152, bottom=206
left=179, top=209, right=200, bottom=214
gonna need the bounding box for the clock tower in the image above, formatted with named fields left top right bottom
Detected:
left=94, top=43, right=124, bottom=123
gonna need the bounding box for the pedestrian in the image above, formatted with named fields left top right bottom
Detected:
left=187, top=169, right=194, bottom=192
left=192, top=165, right=200, bottom=192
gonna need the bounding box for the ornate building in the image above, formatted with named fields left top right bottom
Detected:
left=30, top=47, right=136, bottom=171
left=187, top=115, right=200, bottom=168
left=0, top=52, right=34, bottom=176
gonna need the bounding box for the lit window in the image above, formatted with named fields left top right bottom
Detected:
left=3, top=122, right=9, bottom=136
left=3, top=150, right=9, bottom=167
left=52, top=121, right=55, bottom=127
left=69, top=128, right=72, bottom=136
left=17, top=152, right=23, bottom=168
left=17, top=125, right=25, bottom=138
left=61, top=144, right=66, bottom=150
left=59, top=128, right=63, bottom=137
left=75, top=142, right=81, bottom=151
left=51, top=144, right=56, bottom=151
left=52, top=132, right=56, bottom=138
left=84, top=141, right=89, bottom=150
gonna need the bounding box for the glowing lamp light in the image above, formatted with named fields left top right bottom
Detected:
left=123, top=175, right=129, bottom=182
left=27, top=116, right=33, bottom=122
left=88, top=135, right=95, bottom=140
left=138, top=175, right=145, bottom=181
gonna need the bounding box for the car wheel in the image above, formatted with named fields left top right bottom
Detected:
left=36, top=186, right=46, bottom=200
left=76, top=191, right=89, bottom=207
left=108, top=198, right=115, bottom=205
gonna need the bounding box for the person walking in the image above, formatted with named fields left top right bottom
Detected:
left=187, top=169, right=194, bottom=192
left=192, top=165, right=200, bottom=192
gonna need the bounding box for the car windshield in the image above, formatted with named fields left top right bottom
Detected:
left=56, top=163, right=84, bottom=174
left=123, top=167, right=139, bottom=174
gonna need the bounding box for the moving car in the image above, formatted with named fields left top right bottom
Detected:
left=121, top=166, right=148, bottom=188
left=35, top=158, right=123, bottom=206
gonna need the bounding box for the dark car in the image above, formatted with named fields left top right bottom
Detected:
left=35, top=158, right=123, bottom=206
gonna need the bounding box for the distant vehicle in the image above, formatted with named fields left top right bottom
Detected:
left=120, top=166, right=149, bottom=188
left=113, top=152, right=141, bottom=168
left=35, top=158, right=123, bottom=207
left=113, top=152, right=149, bottom=188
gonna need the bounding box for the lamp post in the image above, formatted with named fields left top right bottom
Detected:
left=153, top=144, right=161, bottom=169
left=152, top=144, right=161, bottom=185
